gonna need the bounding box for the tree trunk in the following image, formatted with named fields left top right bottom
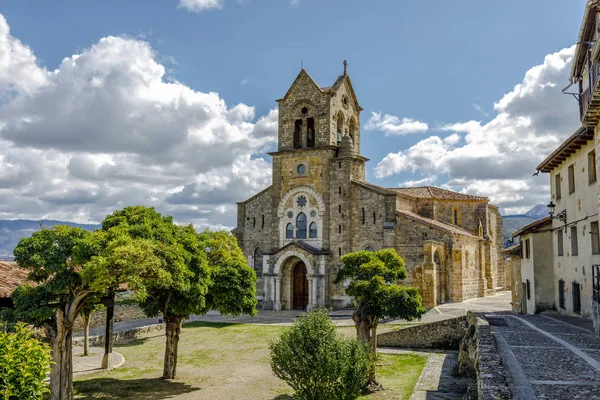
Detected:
left=49, top=312, right=75, bottom=400
left=83, top=311, right=92, bottom=356
left=353, top=304, right=382, bottom=392
left=163, top=316, right=183, bottom=380
left=370, top=322, right=378, bottom=359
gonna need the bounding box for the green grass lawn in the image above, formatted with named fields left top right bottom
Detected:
left=74, top=322, right=426, bottom=400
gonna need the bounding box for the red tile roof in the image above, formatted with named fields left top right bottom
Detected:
left=0, top=261, right=29, bottom=298
left=388, top=186, right=488, bottom=202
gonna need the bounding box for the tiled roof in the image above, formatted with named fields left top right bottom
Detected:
left=537, top=127, right=594, bottom=173
left=0, top=261, right=29, bottom=298
left=503, top=243, right=521, bottom=256
left=511, top=216, right=552, bottom=239
left=352, top=180, right=397, bottom=195
left=389, top=186, right=488, bottom=202
left=395, top=210, right=480, bottom=239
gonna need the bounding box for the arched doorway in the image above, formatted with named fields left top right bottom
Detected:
left=292, top=262, right=309, bottom=310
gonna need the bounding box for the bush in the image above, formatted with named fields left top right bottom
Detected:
left=0, top=322, right=52, bottom=400
left=269, top=309, right=372, bottom=400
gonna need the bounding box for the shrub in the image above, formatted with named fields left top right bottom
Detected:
left=0, top=322, right=52, bottom=400
left=269, top=309, right=372, bottom=400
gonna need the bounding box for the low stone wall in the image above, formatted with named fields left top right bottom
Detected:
left=377, top=316, right=467, bottom=349
left=73, top=323, right=165, bottom=347
left=73, top=304, right=148, bottom=332
left=456, top=312, right=512, bottom=399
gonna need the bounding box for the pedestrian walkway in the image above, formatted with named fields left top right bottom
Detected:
left=72, top=346, right=124, bottom=377
left=491, top=313, right=600, bottom=399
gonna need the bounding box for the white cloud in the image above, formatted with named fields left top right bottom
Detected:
left=0, top=14, right=277, bottom=228
left=365, top=112, right=428, bottom=135
left=240, top=79, right=248, bottom=85
left=400, top=175, right=437, bottom=187
left=178, top=0, right=224, bottom=12
left=375, top=47, right=579, bottom=213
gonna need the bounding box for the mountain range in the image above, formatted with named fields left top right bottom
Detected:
left=0, top=205, right=547, bottom=259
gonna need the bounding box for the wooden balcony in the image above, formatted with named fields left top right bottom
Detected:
left=580, top=62, right=600, bottom=126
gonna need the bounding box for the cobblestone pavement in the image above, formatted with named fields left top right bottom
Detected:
left=491, top=313, right=600, bottom=399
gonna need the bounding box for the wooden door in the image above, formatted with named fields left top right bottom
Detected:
left=292, top=262, right=308, bottom=310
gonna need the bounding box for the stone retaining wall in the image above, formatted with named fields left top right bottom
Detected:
left=73, top=304, right=148, bottom=332
left=456, top=311, right=512, bottom=399
left=377, top=316, right=467, bottom=349
left=73, top=323, right=164, bottom=347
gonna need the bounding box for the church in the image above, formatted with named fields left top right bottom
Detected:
left=234, top=63, right=505, bottom=311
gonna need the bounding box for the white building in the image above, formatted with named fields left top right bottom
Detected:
left=512, top=217, right=553, bottom=315
left=537, top=127, right=600, bottom=319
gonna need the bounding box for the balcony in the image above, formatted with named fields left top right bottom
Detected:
left=580, top=62, right=600, bottom=126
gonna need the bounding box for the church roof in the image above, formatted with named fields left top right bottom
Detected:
left=352, top=180, right=397, bottom=195
left=395, top=210, right=480, bottom=239
left=388, top=186, right=488, bottom=202
left=0, top=261, right=29, bottom=298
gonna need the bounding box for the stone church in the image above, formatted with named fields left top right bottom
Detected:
left=234, top=64, right=504, bottom=311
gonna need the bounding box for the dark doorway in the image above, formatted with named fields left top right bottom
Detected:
left=292, top=262, right=309, bottom=310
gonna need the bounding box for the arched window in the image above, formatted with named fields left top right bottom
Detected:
left=286, top=223, right=294, bottom=238
left=349, top=118, right=356, bottom=141
left=253, top=248, right=263, bottom=278
left=336, top=113, right=344, bottom=145
left=365, top=246, right=375, bottom=252
left=296, top=213, right=307, bottom=239
left=307, top=117, right=315, bottom=148
left=309, top=222, right=317, bottom=238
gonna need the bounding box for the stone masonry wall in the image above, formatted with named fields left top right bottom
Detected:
left=377, top=316, right=467, bottom=349
left=73, top=304, right=147, bottom=332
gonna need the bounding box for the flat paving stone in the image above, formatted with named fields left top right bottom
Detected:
left=511, top=346, right=600, bottom=381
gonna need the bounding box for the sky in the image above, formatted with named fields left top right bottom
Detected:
left=0, top=0, right=588, bottom=229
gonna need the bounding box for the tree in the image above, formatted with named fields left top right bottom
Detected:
left=269, top=309, right=371, bottom=400
left=9, top=225, right=161, bottom=400
left=0, top=322, right=53, bottom=400
left=100, top=207, right=257, bottom=380
left=79, top=297, right=104, bottom=356
left=334, top=248, right=425, bottom=387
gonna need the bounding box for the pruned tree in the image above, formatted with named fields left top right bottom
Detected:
left=334, top=248, right=425, bottom=388
left=101, top=207, right=257, bottom=380
left=9, top=225, right=161, bottom=400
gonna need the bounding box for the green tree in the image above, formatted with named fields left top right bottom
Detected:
left=78, top=297, right=104, bottom=357
left=9, top=225, right=161, bottom=400
left=334, top=249, right=425, bottom=387
left=101, top=207, right=257, bottom=380
left=269, top=309, right=371, bottom=400
left=0, top=322, right=53, bottom=400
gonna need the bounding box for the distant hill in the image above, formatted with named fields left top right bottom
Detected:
left=0, top=220, right=100, bottom=260
left=502, top=204, right=547, bottom=247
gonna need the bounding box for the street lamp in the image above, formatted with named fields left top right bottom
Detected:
left=547, top=201, right=567, bottom=224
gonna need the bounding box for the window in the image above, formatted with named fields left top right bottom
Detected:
left=307, top=118, right=315, bottom=148
left=558, top=279, right=566, bottom=309
left=297, top=164, right=305, bottom=174
left=336, top=113, right=344, bottom=145
left=253, top=248, right=263, bottom=278
left=294, top=119, right=302, bottom=149
left=568, top=164, right=575, bottom=194
left=296, top=213, right=307, bottom=239
left=558, top=230, right=564, bottom=256
left=452, top=208, right=460, bottom=225
left=338, top=225, right=342, bottom=234
left=309, top=222, right=317, bottom=238
left=339, top=205, right=341, bottom=213
left=555, top=173, right=561, bottom=200
left=365, top=246, right=375, bottom=252
left=261, top=215, right=264, bottom=228
left=571, top=226, right=578, bottom=256
left=253, top=217, right=256, bottom=228
left=573, top=281, right=581, bottom=314
left=373, top=212, right=376, bottom=224
left=338, top=247, right=342, bottom=257
left=286, top=223, right=294, bottom=239
left=339, top=186, right=342, bottom=194
left=589, top=150, right=597, bottom=184
left=526, top=279, right=531, bottom=300
left=591, top=221, right=600, bottom=254
left=362, top=208, right=365, bottom=225
left=349, top=118, right=356, bottom=141
left=525, top=239, right=530, bottom=259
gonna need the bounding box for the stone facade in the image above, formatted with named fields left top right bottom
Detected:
left=235, top=65, right=504, bottom=310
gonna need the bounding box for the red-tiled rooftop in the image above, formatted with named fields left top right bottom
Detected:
left=389, top=186, right=488, bottom=202
left=0, top=261, right=29, bottom=298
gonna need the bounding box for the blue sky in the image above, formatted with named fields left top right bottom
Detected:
left=0, top=0, right=588, bottom=226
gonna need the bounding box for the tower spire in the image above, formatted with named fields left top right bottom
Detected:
left=343, top=60, right=347, bottom=75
